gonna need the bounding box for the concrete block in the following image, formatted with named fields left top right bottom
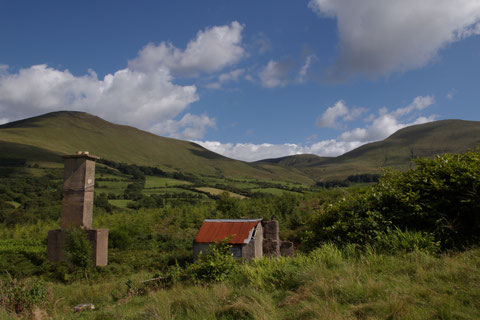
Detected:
left=262, top=220, right=279, bottom=241
left=86, top=229, right=109, bottom=267
left=47, top=229, right=108, bottom=267
left=60, top=190, right=93, bottom=229
left=263, top=239, right=280, bottom=257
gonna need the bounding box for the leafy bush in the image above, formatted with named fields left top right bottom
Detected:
left=64, top=228, right=93, bottom=272
left=308, top=150, right=480, bottom=250
left=109, top=228, right=133, bottom=250
left=187, top=238, right=237, bottom=283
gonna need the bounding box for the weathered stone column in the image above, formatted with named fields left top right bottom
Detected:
left=47, top=151, right=108, bottom=266
left=61, top=153, right=98, bottom=229
left=262, top=220, right=280, bottom=257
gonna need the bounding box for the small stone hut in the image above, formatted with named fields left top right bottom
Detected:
left=193, top=219, right=293, bottom=260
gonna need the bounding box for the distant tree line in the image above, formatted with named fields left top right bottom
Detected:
left=316, top=173, right=380, bottom=188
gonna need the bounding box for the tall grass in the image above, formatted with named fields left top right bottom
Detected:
left=2, top=245, right=479, bottom=319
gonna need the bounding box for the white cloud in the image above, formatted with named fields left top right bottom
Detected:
left=196, top=95, right=436, bottom=162
left=392, top=95, right=434, bottom=117
left=341, top=95, right=435, bottom=142
left=0, top=22, right=245, bottom=138
left=308, top=0, right=480, bottom=80
left=0, top=64, right=200, bottom=133
left=206, top=68, right=244, bottom=89
left=259, top=60, right=293, bottom=88
left=129, top=21, right=245, bottom=77
left=0, top=117, right=8, bottom=125
left=316, top=100, right=366, bottom=128
left=151, top=113, right=216, bottom=140
left=297, top=54, right=317, bottom=83
left=194, top=139, right=365, bottom=162
left=447, top=89, right=457, bottom=100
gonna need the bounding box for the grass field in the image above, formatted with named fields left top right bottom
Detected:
left=108, top=200, right=132, bottom=208
left=143, top=187, right=203, bottom=196
left=96, top=181, right=130, bottom=194
left=251, top=188, right=303, bottom=196
left=144, top=176, right=191, bottom=188
left=196, top=187, right=246, bottom=199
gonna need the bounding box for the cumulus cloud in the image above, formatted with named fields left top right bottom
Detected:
left=340, top=96, right=435, bottom=143
left=151, top=113, right=216, bottom=140
left=195, top=140, right=365, bottom=162
left=129, top=21, right=245, bottom=76
left=316, top=100, right=366, bottom=128
left=308, top=0, right=480, bottom=80
left=0, top=22, right=246, bottom=138
left=259, top=60, right=293, bottom=88
left=0, top=64, right=201, bottom=133
left=196, top=95, right=436, bottom=162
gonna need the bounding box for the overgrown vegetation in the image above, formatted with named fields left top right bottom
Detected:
left=1, top=149, right=480, bottom=318
left=307, top=149, right=480, bottom=251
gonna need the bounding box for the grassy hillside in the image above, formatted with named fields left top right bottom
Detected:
left=0, top=111, right=314, bottom=184
left=3, top=112, right=479, bottom=183
left=258, top=120, right=480, bottom=181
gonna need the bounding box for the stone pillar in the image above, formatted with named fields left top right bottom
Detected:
left=262, top=220, right=280, bottom=257
left=47, top=151, right=108, bottom=266
left=61, top=153, right=98, bottom=229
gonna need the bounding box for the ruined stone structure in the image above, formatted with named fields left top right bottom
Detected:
left=261, top=220, right=294, bottom=257
left=193, top=219, right=293, bottom=260
left=47, top=152, right=108, bottom=266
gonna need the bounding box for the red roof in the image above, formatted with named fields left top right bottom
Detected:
left=194, top=219, right=261, bottom=244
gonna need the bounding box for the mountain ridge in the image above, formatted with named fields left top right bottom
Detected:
left=0, top=111, right=314, bottom=184
left=1, top=112, right=480, bottom=182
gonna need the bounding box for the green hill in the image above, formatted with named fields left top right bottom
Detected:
left=2, top=113, right=479, bottom=183
left=257, top=120, right=480, bottom=181
left=0, top=111, right=314, bottom=184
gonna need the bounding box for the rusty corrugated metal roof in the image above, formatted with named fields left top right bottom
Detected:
left=194, top=219, right=262, bottom=244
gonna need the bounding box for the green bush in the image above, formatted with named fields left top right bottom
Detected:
left=308, top=150, right=480, bottom=250
left=187, top=238, right=237, bottom=283
left=64, top=228, right=93, bottom=272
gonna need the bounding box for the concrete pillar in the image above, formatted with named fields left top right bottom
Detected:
left=47, top=151, right=108, bottom=267
left=60, top=153, right=99, bottom=229
left=262, top=220, right=280, bottom=257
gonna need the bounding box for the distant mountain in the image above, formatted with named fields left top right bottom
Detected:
left=0, top=111, right=314, bottom=184
left=256, top=154, right=330, bottom=167
left=2, top=113, right=479, bottom=183
left=256, top=120, right=480, bottom=181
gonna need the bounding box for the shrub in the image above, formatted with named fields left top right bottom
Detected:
left=187, top=238, right=237, bottom=283
left=0, top=276, right=48, bottom=315
left=308, top=150, right=480, bottom=250
left=64, top=228, right=93, bottom=273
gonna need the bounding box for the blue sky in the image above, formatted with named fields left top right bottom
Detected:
left=1, top=0, right=480, bottom=161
